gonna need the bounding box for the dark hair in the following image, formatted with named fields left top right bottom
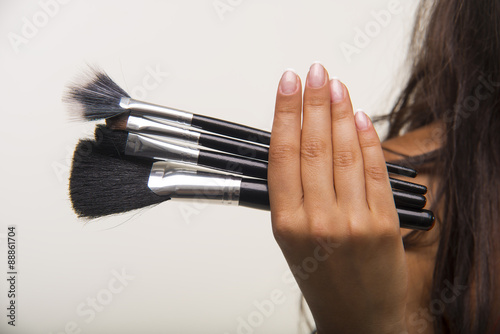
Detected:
left=381, top=0, right=500, bottom=332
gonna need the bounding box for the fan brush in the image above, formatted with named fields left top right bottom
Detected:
left=64, top=67, right=271, bottom=145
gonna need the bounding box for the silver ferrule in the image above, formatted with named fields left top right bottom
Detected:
left=120, top=97, right=193, bottom=126
left=126, top=115, right=200, bottom=144
left=148, top=164, right=241, bottom=205
left=147, top=160, right=232, bottom=175
left=125, top=133, right=199, bottom=164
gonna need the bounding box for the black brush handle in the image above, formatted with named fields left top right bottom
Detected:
left=395, top=207, right=436, bottom=231
left=239, top=179, right=270, bottom=210
left=198, top=133, right=420, bottom=186
left=238, top=179, right=434, bottom=231
left=199, top=150, right=426, bottom=207
left=199, top=133, right=269, bottom=161
left=392, top=189, right=426, bottom=209
left=386, top=162, right=417, bottom=178
left=197, top=147, right=425, bottom=195
left=389, top=178, right=427, bottom=194
left=192, top=115, right=419, bottom=178
left=191, top=114, right=271, bottom=145
left=198, top=150, right=268, bottom=179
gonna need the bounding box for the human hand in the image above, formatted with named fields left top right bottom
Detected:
left=268, top=63, right=408, bottom=333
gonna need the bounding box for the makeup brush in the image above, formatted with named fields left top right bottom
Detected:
left=94, top=126, right=428, bottom=209
left=95, top=126, right=427, bottom=195
left=63, top=68, right=418, bottom=178
left=65, top=68, right=417, bottom=177
left=106, top=115, right=269, bottom=161
left=105, top=115, right=420, bottom=180
left=64, top=68, right=271, bottom=145
left=96, top=125, right=426, bottom=195
left=95, top=125, right=269, bottom=179
left=69, top=141, right=435, bottom=230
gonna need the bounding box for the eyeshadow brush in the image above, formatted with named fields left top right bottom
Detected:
left=95, top=125, right=269, bottom=179
left=106, top=114, right=269, bottom=161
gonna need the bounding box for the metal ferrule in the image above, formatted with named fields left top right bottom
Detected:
left=146, top=160, right=232, bottom=175
left=126, top=115, right=200, bottom=144
left=120, top=97, right=193, bottom=126
left=148, top=163, right=241, bottom=205
left=125, top=133, right=199, bottom=164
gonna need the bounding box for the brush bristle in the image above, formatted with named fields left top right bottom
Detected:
left=69, top=139, right=168, bottom=218
left=105, top=114, right=129, bottom=130
left=94, top=125, right=128, bottom=157
left=64, top=67, right=131, bottom=121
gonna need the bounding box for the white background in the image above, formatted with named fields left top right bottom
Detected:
left=0, top=0, right=418, bottom=333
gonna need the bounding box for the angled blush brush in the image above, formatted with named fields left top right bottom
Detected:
left=95, top=125, right=269, bottom=179
left=69, top=141, right=435, bottom=230
left=95, top=126, right=428, bottom=208
left=106, top=115, right=269, bottom=161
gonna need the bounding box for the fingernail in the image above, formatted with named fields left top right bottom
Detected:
left=354, top=109, right=370, bottom=130
left=307, top=62, right=326, bottom=88
left=279, top=69, right=298, bottom=94
left=330, top=78, right=345, bottom=103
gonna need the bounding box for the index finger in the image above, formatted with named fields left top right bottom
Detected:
left=268, top=70, right=303, bottom=212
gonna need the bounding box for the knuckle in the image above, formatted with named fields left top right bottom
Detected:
left=345, top=218, right=371, bottom=239
left=364, top=165, right=387, bottom=182
left=332, top=150, right=359, bottom=169
left=271, top=212, right=298, bottom=243
left=377, top=224, right=400, bottom=240
left=269, top=143, right=298, bottom=164
left=272, top=210, right=293, bottom=225
left=305, top=210, right=339, bottom=239
left=300, top=138, right=329, bottom=162
left=272, top=223, right=293, bottom=240
left=345, top=213, right=400, bottom=241
left=360, top=136, right=381, bottom=150
left=376, top=210, right=401, bottom=233
left=331, top=109, right=352, bottom=122
left=276, top=102, right=300, bottom=115
left=304, top=96, right=328, bottom=109
left=308, top=221, right=331, bottom=240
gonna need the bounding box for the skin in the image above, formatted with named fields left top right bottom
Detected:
left=268, top=63, right=440, bottom=333
left=383, top=124, right=442, bottom=334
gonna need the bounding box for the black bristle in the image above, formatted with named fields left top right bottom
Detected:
left=69, top=139, right=168, bottom=218
left=64, top=67, right=130, bottom=121
left=94, top=125, right=128, bottom=157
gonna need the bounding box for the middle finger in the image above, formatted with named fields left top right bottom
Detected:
left=301, top=63, right=336, bottom=210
